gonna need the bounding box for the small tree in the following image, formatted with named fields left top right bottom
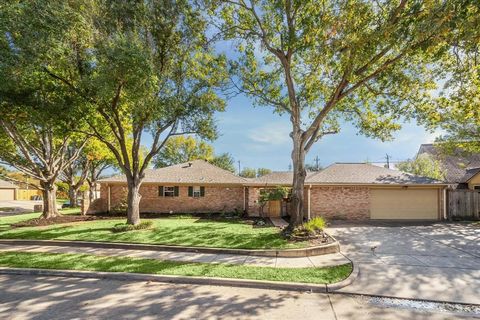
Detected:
left=257, top=168, right=272, bottom=177
left=154, top=136, right=214, bottom=168
left=210, top=153, right=236, bottom=173
left=240, top=167, right=257, bottom=178
left=397, top=154, right=446, bottom=181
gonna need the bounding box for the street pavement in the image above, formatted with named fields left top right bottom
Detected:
left=0, top=274, right=477, bottom=320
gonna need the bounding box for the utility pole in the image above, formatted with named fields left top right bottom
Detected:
left=237, top=160, right=241, bottom=175
left=314, top=156, right=320, bottom=171
left=385, top=154, right=391, bottom=169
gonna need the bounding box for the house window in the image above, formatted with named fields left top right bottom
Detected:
left=159, top=186, right=179, bottom=197
left=188, top=186, right=205, bottom=197
left=474, top=186, right=480, bottom=193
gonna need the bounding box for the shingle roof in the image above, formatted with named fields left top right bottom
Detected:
left=307, top=163, right=444, bottom=185
left=0, top=179, right=18, bottom=189
left=99, top=160, right=247, bottom=184
left=417, top=144, right=480, bottom=183
left=99, top=161, right=445, bottom=186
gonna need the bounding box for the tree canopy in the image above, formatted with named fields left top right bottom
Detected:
left=397, top=154, right=446, bottom=181
left=3, top=0, right=228, bottom=224
left=211, top=0, right=472, bottom=226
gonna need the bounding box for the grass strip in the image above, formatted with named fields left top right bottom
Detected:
left=0, top=251, right=352, bottom=284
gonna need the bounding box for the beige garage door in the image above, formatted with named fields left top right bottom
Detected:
left=0, top=189, right=15, bottom=201
left=370, top=188, right=438, bottom=220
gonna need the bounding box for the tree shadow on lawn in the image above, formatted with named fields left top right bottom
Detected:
left=0, top=221, right=298, bottom=249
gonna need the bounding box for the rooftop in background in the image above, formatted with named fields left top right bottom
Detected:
left=0, top=179, right=18, bottom=189
left=98, top=160, right=247, bottom=185
left=417, top=144, right=480, bottom=183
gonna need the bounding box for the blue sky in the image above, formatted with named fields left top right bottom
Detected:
left=210, top=93, right=440, bottom=171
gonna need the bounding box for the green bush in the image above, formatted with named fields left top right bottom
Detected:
left=112, top=221, right=153, bottom=233
left=303, top=217, right=325, bottom=233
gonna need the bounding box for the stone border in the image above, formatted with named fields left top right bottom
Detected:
left=0, top=267, right=329, bottom=293
left=0, top=238, right=340, bottom=257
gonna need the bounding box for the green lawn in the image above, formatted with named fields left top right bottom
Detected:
left=0, top=213, right=306, bottom=249
left=0, top=208, right=81, bottom=231
left=0, top=251, right=352, bottom=284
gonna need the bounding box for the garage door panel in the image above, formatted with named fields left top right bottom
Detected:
left=0, top=189, right=15, bottom=201
left=370, top=189, right=438, bottom=220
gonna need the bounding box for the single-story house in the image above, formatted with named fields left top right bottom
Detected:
left=93, top=159, right=447, bottom=220
left=417, top=143, right=480, bottom=191
left=0, top=179, right=18, bottom=201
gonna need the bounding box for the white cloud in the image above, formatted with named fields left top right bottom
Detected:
left=247, top=122, right=291, bottom=145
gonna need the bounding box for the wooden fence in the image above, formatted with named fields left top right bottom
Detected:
left=447, top=189, right=480, bottom=220
left=16, top=189, right=42, bottom=201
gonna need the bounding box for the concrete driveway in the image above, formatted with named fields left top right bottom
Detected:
left=0, top=200, right=44, bottom=215
left=327, top=221, right=480, bottom=305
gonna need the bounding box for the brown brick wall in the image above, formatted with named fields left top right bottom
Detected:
left=246, top=187, right=262, bottom=216
left=309, top=186, right=370, bottom=220
left=100, top=184, right=245, bottom=214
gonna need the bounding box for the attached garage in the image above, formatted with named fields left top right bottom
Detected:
left=304, top=163, right=447, bottom=221
left=0, top=189, right=15, bottom=201
left=0, top=179, right=17, bottom=201
left=370, top=188, right=440, bottom=220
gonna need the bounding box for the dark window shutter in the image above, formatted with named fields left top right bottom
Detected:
left=158, top=186, right=164, bottom=197
left=200, top=186, right=205, bottom=197
left=174, top=186, right=179, bottom=197
left=188, top=186, right=193, bottom=197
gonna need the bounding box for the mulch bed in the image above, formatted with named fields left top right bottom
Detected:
left=11, top=215, right=123, bottom=228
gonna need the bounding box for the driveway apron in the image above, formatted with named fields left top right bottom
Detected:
left=327, top=221, right=480, bottom=305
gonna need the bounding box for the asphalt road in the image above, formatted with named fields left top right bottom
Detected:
left=0, top=274, right=477, bottom=320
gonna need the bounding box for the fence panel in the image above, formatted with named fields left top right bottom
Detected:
left=447, top=189, right=480, bottom=220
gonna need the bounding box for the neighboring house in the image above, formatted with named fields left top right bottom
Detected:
left=0, top=179, right=18, bottom=201
left=93, top=159, right=447, bottom=221
left=417, top=143, right=480, bottom=190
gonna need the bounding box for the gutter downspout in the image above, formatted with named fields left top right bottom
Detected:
left=107, top=184, right=111, bottom=213
left=307, top=185, right=311, bottom=220
left=243, top=186, right=246, bottom=213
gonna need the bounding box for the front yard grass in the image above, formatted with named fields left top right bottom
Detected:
left=0, top=214, right=307, bottom=249
left=0, top=251, right=352, bottom=284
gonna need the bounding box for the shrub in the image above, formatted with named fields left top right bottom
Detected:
left=303, top=217, right=326, bottom=233
left=112, top=221, right=153, bottom=233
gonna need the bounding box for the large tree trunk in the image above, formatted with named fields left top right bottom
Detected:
left=68, top=186, right=79, bottom=208
left=40, top=181, right=60, bottom=219
left=290, top=133, right=306, bottom=227
left=126, top=178, right=142, bottom=225
left=88, top=180, right=95, bottom=203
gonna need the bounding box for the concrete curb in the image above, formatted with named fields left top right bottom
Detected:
left=326, top=261, right=359, bottom=292
left=0, top=267, right=328, bottom=293
left=0, top=238, right=339, bottom=257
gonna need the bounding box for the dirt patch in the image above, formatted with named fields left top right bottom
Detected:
left=11, top=215, right=123, bottom=228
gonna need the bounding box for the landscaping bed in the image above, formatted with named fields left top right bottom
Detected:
left=0, top=251, right=352, bottom=284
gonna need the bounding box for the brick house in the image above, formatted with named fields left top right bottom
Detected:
left=93, top=160, right=447, bottom=220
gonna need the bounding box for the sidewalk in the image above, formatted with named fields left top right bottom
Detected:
left=0, top=243, right=350, bottom=268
